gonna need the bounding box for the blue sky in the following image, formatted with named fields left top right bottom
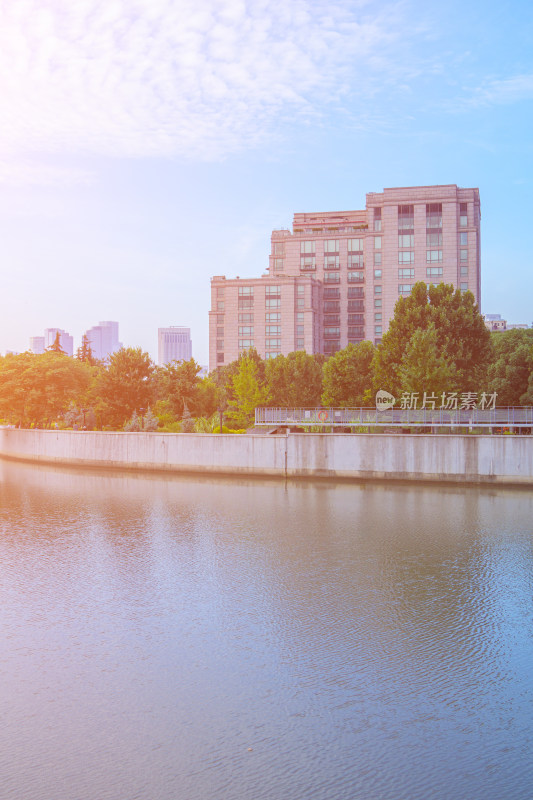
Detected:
left=1, top=0, right=532, bottom=365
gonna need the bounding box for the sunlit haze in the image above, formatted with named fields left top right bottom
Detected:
left=1, top=0, right=532, bottom=364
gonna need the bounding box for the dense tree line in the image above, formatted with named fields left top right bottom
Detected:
left=0, top=284, right=531, bottom=431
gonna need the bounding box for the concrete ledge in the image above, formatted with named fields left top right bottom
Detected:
left=0, top=428, right=532, bottom=486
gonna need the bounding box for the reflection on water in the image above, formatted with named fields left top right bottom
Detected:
left=0, top=459, right=532, bottom=800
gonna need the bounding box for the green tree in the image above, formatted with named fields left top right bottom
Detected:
left=372, top=282, right=492, bottom=395
left=0, top=351, right=91, bottom=427
left=47, top=331, right=65, bottom=353
left=226, top=352, right=270, bottom=428
left=265, top=351, right=324, bottom=407
left=155, top=358, right=203, bottom=418
left=321, top=341, right=375, bottom=407
left=398, top=324, right=456, bottom=395
left=487, top=329, right=533, bottom=405
left=76, top=334, right=98, bottom=365
left=96, top=347, right=154, bottom=428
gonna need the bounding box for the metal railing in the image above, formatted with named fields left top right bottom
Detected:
left=255, top=407, right=533, bottom=430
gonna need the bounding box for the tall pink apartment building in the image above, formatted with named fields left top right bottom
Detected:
left=209, top=185, right=480, bottom=371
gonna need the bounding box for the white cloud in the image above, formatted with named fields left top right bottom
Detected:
left=0, top=0, right=408, bottom=161
left=455, top=74, right=533, bottom=110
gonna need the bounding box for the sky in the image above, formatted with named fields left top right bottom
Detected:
left=1, top=0, right=532, bottom=365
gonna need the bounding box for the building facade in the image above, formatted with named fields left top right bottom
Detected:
left=158, top=327, right=192, bottom=365
left=83, top=321, right=122, bottom=361
left=209, top=185, right=481, bottom=371
left=29, top=336, right=45, bottom=354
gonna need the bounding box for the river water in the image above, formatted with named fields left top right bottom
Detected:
left=0, top=459, right=532, bottom=800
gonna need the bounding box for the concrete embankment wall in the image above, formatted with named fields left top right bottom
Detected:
left=0, top=428, right=532, bottom=485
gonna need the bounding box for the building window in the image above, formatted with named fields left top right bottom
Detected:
left=460, top=282, right=468, bottom=291
left=375, top=313, right=382, bottom=321
left=324, top=327, right=340, bottom=337
left=460, top=266, right=468, bottom=276
left=460, top=232, right=468, bottom=246
left=266, top=338, right=281, bottom=348
left=399, top=251, right=414, bottom=264
left=398, top=284, right=414, bottom=294
left=324, top=301, right=340, bottom=312
left=426, top=250, right=442, bottom=263
left=324, top=315, right=340, bottom=325
left=460, top=249, right=468, bottom=262
left=348, top=313, right=364, bottom=324
left=297, top=284, right=305, bottom=295
left=273, top=258, right=284, bottom=271
left=398, top=205, right=414, bottom=231
left=323, top=272, right=340, bottom=283
left=426, top=203, right=442, bottom=229
left=324, top=239, right=339, bottom=253
left=217, top=314, right=224, bottom=324
left=398, top=234, right=414, bottom=248
left=265, top=352, right=281, bottom=359
left=238, top=326, right=254, bottom=336
left=374, top=285, right=382, bottom=295
left=348, top=286, right=364, bottom=298
left=266, top=326, right=280, bottom=335
left=374, top=252, right=382, bottom=266
left=217, top=353, right=224, bottom=363
left=216, top=287, right=225, bottom=297
left=324, top=287, right=340, bottom=298
left=324, top=341, right=341, bottom=354
left=374, top=236, right=382, bottom=250
left=374, top=298, right=382, bottom=307
left=374, top=208, right=382, bottom=231
left=265, top=298, right=281, bottom=309
left=459, top=203, right=468, bottom=227
left=217, top=301, right=225, bottom=311
left=374, top=269, right=382, bottom=279
left=348, top=326, right=364, bottom=338
left=300, top=255, right=316, bottom=271
left=375, top=326, right=382, bottom=335
left=348, top=254, right=364, bottom=268
left=426, top=267, right=443, bottom=277
left=324, top=255, right=340, bottom=269
left=216, top=326, right=224, bottom=337
left=296, top=339, right=305, bottom=350
left=239, top=313, right=253, bottom=323
left=426, top=232, right=442, bottom=247
left=266, top=312, right=281, bottom=323
left=239, top=339, right=254, bottom=349
left=398, top=268, right=414, bottom=279
left=348, top=238, right=363, bottom=252
left=348, top=299, right=364, bottom=311
left=296, top=298, right=304, bottom=308
left=347, top=271, right=364, bottom=283
left=217, top=339, right=224, bottom=350
left=296, top=325, right=304, bottom=335
left=300, top=241, right=315, bottom=254
left=273, top=242, right=285, bottom=255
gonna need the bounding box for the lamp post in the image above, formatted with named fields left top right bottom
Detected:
left=139, top=408, right=145, bottom=430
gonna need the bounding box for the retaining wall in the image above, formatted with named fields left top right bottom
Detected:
left=0, top=428, right=532, bottom=485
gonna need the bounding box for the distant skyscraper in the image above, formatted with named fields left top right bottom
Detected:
left=29, top=336, right=45, bottom=354
left=158, top=327, right=192, bottom=365
left=44, top=328, right=74, bottom=357
left=83, top=321, right=122, bottom=361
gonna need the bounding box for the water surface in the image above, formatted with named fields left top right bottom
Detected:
left=1, top=460, right=532, bottom=800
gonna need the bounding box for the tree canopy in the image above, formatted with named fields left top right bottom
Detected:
left=321, top=341, right=375, bottom=407
left=372, top=282, right=492, bottom=395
